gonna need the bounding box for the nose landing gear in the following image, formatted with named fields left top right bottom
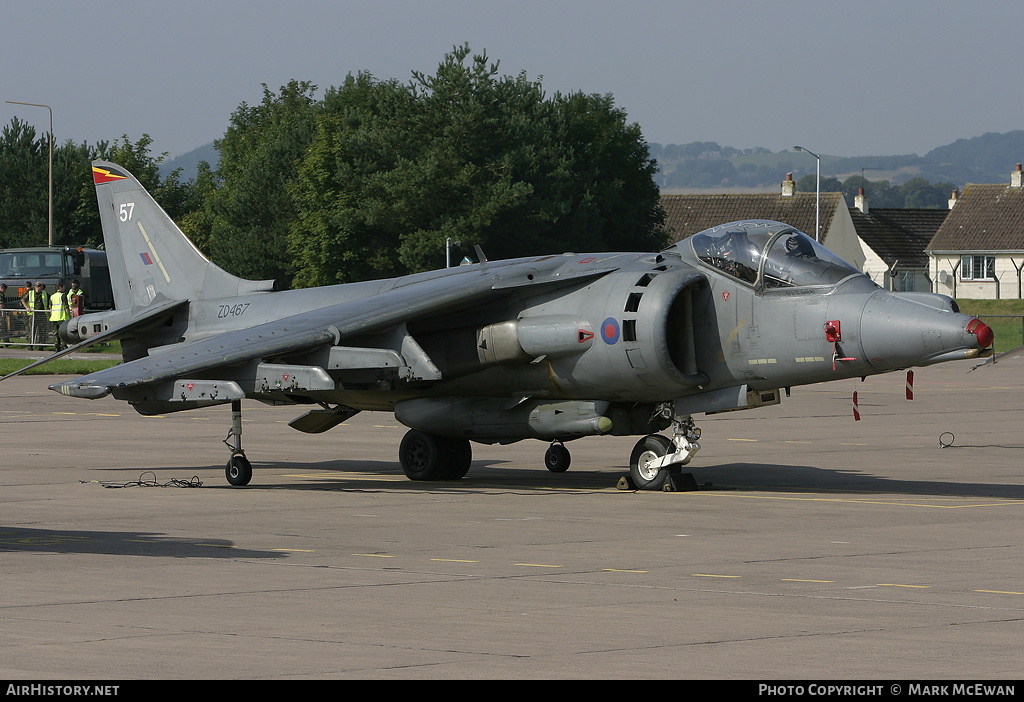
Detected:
left=628, top=414, right=701, bottom=490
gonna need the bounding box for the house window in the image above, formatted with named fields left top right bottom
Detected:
left=960, top=255, right=996, bottom=281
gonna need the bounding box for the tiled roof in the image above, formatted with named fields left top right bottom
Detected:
left=848, top=208, right=948, bottom=268
left=660, top=192, right=842, bottom=244
left=927, top=184, right=1024, bottom=252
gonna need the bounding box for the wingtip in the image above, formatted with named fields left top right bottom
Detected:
left=48, top=381, right=112, bottom=399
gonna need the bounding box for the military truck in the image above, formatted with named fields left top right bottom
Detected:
left=0, top=246, right=113, bottom=312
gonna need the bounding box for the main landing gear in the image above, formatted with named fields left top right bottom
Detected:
left=398, top=429, right=473, bottom=481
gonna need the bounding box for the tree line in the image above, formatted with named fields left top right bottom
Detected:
left=0, top=46, right=666, bottom=288
left=793, top=174, right=959, bottom=209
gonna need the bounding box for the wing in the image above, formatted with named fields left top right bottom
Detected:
left=50, top=258, right=617, bottom=400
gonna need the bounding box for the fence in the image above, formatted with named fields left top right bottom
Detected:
left=0, top=309, right=57, bottom=348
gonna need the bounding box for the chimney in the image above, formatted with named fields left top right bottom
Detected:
left=781, top=173, right=795, bottom=197
left=948, top=189, right=958, bottom=209
left=854, top=187, right=869, bottom=214
left=1012, top=163, right=1023, bottom=188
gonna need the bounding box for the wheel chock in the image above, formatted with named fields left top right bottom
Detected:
left=616, top=475, right=636, bottom=490
left=668, top=472, right=699, bottom=491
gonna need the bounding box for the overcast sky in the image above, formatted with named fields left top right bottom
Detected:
left=3, top=0, right=1022, bottom=165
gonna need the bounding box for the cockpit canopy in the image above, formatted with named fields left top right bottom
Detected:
left=668, top=220, right=863, bottom=289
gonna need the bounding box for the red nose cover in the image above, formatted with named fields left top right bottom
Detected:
left=966, top=319, right=994, bottom=348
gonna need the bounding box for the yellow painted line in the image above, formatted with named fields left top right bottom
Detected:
left=273, top=548, right=316, bottom=553
left=727, top=438, right=758, bottom=442
left=782, top=579, right=835, bottom=583
left=878, top=583, right=931, bottom=589
left=353, top=553, right=395, bottom=558
left=975, top=589, right=1024, bottom=595
left=196, top=543, right=236, bottom=549
left=604, top=568, right=649, bottom=573
left=515, top=563, right=563, bottom=568
left=284, top=473, right=405, bottom=481
left=699, top=493, right=1020, bottom=509
left=693, top=573, right=740, bottom=579
left=785, top=440, right=814, bottom=444
left=431, top=558, right=479, bottom=563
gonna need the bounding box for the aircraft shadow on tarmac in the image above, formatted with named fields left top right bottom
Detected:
left=0, top=525, right=286, bottom=559
left=222, top=456, right=1024, bottom=500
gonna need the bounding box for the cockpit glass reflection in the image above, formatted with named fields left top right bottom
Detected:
left=681, top=221, right=861, bottom=289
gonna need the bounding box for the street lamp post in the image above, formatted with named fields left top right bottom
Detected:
left=793, top=145, right=820, bottom=242
left=6, top=101, right=53, bottom=246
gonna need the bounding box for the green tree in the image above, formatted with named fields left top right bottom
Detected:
left=208, top=80, right=319, bottom=284
left=0, top=117, right=48, bottom=247
left=288, top=45, right=665, bottom=286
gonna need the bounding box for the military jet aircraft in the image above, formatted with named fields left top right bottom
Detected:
left=4, top=161, right=994, bottom=489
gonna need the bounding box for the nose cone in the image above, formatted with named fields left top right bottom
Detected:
left=859, top=292, right=994, bottom=371
left=967, top=318, right=994, bottom=349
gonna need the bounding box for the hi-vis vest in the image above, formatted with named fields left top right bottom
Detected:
left=50, top=291, right=70, bottom=322
left=25, top=289, right=48, bottom=311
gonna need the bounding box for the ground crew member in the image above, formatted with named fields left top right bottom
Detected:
left=22, top=282, right=49, bottom=350
left=0, top=283, right=11, bottom=346
left=68, top=279, right=85, bottom=317
left=49, top=281, right=71, bottom=351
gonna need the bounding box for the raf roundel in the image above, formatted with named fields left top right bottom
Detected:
left=600, top=317, right=620, bottom=345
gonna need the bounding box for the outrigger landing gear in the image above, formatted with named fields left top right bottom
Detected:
left=628, top=413, right=701, bottom=490
left=224, top=399, right=252, bottom=486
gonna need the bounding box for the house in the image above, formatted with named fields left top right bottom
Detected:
left=927, top=165, right=1024, bottom=299
left=846, top=192, right=948, bottom=292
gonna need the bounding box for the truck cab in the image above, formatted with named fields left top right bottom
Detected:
left=0, top=246, right=112, bottom=311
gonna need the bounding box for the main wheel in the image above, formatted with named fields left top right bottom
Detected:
left=629, top=434, right=673, bottom=490
left=544, top=443, right=571, bottom=473
left=225, top=455, right=253, bottom=486
left=399, top=430, right=445, bottom=481
left=441, top=438, right=473, bottom=480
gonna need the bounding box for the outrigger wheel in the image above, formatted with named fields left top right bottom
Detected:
left=226, top=454, right=253, bottom=486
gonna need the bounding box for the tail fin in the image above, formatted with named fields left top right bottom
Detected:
left=91, top=160, right=277, bottom=309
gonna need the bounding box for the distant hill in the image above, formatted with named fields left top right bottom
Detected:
left=161, top=131, right=1024, bottom=193
left=651, top=131, right=1024, bottom=192
left=160, top=142, right=219, bottom=181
